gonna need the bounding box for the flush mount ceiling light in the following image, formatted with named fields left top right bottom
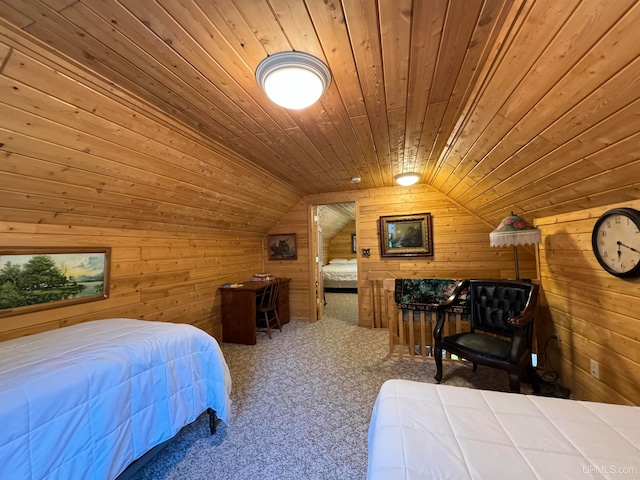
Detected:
left=256, top=51, right=331, bottom=110
left=394, top=172, right=420, bottom=186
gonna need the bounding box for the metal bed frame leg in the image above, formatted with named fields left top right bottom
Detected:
left=207, top=408, right=217, bottom=435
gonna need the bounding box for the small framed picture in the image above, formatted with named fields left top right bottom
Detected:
left=267, top=233, right=297, bottom=260
left=351, top=234, right=357, bottom=253
left=0, top=247, right=111, bottom=318
left=379, top=213, right=433, bottom=257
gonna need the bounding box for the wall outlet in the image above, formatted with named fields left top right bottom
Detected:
left=590, top=359, right=600, bottom=379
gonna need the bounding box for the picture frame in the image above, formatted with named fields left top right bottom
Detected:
left=351, top=233, right=357, bottom=253
left=0, top=247, right=111, bottom=318
left=379, top=213, right=433, bottom=257
left=267, top=233, right=297, bottom=260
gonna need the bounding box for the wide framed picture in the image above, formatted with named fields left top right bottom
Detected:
left=379, top=213, right=433, bottom=257
left=0, top=247, right=111, bottom=318
left=267, top=233, right=297, bottom=260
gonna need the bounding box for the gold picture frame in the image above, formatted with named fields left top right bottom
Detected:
left=0, top=247, right=111, bottom=318
left=379, top=213, right=433, bottom=257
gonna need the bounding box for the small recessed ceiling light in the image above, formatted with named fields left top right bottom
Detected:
left=351, top=177, right=361, bottom=183
left=394, top=172, right=420, bottom=186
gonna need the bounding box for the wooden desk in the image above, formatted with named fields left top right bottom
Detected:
left=220, top=278, right=290, bottom=345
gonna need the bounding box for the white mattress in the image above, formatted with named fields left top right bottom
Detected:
left=323, top=262, right=358, bottom=282
left=0, top=318, right=232, bottom=480
left=368, top=379, right=640, bottom=480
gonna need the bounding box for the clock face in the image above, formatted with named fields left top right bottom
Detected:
left=592, top=208, right=640, bottom=278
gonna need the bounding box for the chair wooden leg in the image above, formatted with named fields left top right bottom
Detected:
left=527, top=364, right=541, bottom=394
left=264, top=312, right=272, bottom=339
left=274, top=310, right=282, bottom=331
left=434, top=347, right=443, bottom=383
left=508, top=369, right=521, bottom=393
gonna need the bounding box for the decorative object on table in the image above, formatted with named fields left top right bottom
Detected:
left=351, top=233, right=357, bottom=253
left=591, top=207, right=640, bottom=278
left=267, top=233, right=297, bottom=260
left=489, top=212, right=541, bottom=280
left=251, top=273, right=274, bottom=282
left=0, top=247, right=110, bottom=318
left=255, top=51, right=331, bottom=110
left=379, top=213, right=433, bottom=258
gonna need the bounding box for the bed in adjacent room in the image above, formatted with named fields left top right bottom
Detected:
left=368, top=379, right=640, bottom=480
left=323, top=258, right=358, bottom=292
left=0, top=318, right=232, bottom=480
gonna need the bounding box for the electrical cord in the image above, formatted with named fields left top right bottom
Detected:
left=535, top=335, right=560, bottom=384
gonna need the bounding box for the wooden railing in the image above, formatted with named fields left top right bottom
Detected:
left=368, top=276, right=396, bottom=329
left=378, top=278, right=469, bottom=359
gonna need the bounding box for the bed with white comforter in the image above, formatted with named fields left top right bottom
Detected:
left=368, top=379, right=640, bottom=480
left=323, top=259, right=358, bottom=290
left=0, top=318, right=232, bottom=480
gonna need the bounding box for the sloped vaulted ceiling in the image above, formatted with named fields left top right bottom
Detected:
left=0, top=0, right=639, bottom=228
left=318, top=202, right=356, bottom=242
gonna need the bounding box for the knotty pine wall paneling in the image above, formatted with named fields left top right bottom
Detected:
left=328, top=220, right=356, bottom=261
left=261, top=199, right=314, bottom=322
left=302, top=185, right=536, bottom=327
left=536, top=200, right=640, bottom=406
left=0, top=21, right=299, bottom=340
left=0, top=222, right=264, bottom=341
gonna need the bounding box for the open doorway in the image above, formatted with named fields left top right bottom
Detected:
left=311, top=202, right=357, bottom=321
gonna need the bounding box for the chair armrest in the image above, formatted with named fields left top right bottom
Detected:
left=507, top=284, right=539, bottom=328
left=434, top=279, right=469, bottom=340
left=437, top=279, right=469, bottom=310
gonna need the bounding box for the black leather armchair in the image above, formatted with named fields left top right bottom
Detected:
left=434, top=279, right=539, bottom=393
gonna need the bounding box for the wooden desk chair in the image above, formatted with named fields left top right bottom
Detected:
left=256, top=281, right=281, bottom=339
left=434, top=279, right=539, bottom=393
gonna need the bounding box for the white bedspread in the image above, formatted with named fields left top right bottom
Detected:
left=323, top=262, right=357, bottom=282
left=368, top=379, right=640, bottom=480
left=0, top=318, right=232, bottom=480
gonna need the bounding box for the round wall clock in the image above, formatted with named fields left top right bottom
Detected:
left=591, top=207, right=640, bottom=278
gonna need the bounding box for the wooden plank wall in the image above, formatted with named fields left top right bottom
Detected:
left=536, top=200, right=640, bottom=406
left=261, top=200, right=313, bottom=322
left=305, top=185, right=536, bottom=327
left=0, top=222, right=263, bottom=341
left=328, top=220, right=356, bottom=261
left=0, top=20, right=298, bottom=340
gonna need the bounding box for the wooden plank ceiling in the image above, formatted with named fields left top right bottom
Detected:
left=318, top=202, right=355, bottom=241
left=1, top=0, right=639, bottom=227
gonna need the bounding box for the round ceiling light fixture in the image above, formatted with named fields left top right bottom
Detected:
left=394, top=172, right=420, bottom=186
left=256, top=51, right=331, bottom=110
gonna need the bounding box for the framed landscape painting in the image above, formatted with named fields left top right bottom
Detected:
left=379, top=213, right=433, bottom=257
left=0, top=247, right=111, bottom=318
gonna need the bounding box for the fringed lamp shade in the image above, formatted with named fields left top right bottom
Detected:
left=490, top=212, right=541, bottom=279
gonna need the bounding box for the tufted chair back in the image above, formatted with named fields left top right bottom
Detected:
left=470, top=281, right=532, bottom=336
left=434, top=278, right=539, bottom=393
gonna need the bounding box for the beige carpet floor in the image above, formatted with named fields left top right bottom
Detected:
left=129, top=293, right=521, bottom=480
